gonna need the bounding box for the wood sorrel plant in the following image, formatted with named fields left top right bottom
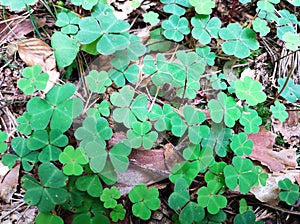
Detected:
left=1, top=0, right=300, bottom=223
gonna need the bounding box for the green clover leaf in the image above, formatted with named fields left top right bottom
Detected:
left=191, top=15, right=221, bottom=44
left=278, top=77, right=299, bottom=103
left=196, top=46, right=216, bottom=66
left=0, top=130, right=8, bottom=153
left=179, top=202, right=205, bottom=224
left=169, top=161, right=199, bottom=185
left=230, top=133, right=253, bottom=156
left=270, top=101, right=288, bottom=122
left=86, top=70, right=112, bottom=93
left=208, top=92, right=241, bottom=128
left=235, top=76, right=266, bottom=106
left=109, top=64, right=139, bottom=87
left=234, top=210, right=256, bottom=224
left=100, top=186, right=121, bottom=208
left=171, top=114, right=188, bottom=137
left=86, top=100, right=110, bottom=118
left=278, top=178, right=300, bottom=206
left=22, top=163, right=68, bottom=212
left=1, top=137, right=38, bottom=171
left=71, top=0, right=98, bottom=10
left=0, top=0, right=37, bottom=11
left=129, top=184, right=160, bottom=220
left=189, top=0, right=215, bottom=15
left=162, top=15, right=190, bottom=42
left=197, top=180, right=227, bottom=215
left=16, top=112, right=32, bottom=135
left=239, top=107, right=262, bottom=134
left=59, top=146, right=89, bottom=176
left=257, top=0, right=280, bottom=12
left=17, top=65, right=49, bottom=95
left=55, top=11, right=80, bottom=35
left=75, top=175, right=103, bottom=197
left=161, top=0, right=191, bottom=16
left=168, top=178, right=190, bottom=210
left=143, top=11, right=160, bottom=25
left=224, top=157, right=258, bottom=194
left=51, top=32, right=79, bottom=68
left=283, top=32, right=300, bottom=51
left=252, top=18, right=270, bottom=36
left=149, top=104, right=177, bottom=131
left=219, top=23, right=259, bottom=58
left=110, top=204, right=126, bottom=222
left=35, top=212, right=64, bottom=224
left=109, top=141, right=132, bottom=172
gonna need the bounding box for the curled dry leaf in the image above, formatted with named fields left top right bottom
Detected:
left=247, top=127, right=297, bottom=172
left=0, top=162, right=20, bottom=203
left=17, top=38, right=59, bottom=93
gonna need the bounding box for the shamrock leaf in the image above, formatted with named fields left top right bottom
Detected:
left=283, top=32, right=300, bottom=51
left=179, top=202, right=205, bottom=224
left=171, top=114, right=188, bottom=137
left=16, top=112, right=32, bottom=135
left=197, top=180, right=227, bottom=214
left=55, top=11, right=80, bottom=35
left=109, top=141, right=132, bottom=172
left=100, top=186, right=121, bottom=208
left=257, top=0, right=280, bottom=12
left=149, top=104, right=177, bottom=131
left=278, top=178, right=300, bottom=206
left=17, top=65, right=49, bottom=95
left=109, top=64, right=139, bottom=87
left=59, top=146, right=89, bottom=176
left=235, top=76, right=266, bottom=106
left=191, top=15, right=221, bottom=44
left=169, top=161, right=199, bottom=185
left=219, top=23, right=259, bottom=58
left=230, top=133, right=253, bottom=156
left=162, top=15, right=190, bottom=42
left=0, top=0, right=37, bottom=11
left=75, top=175, right=103, bottom=197
left=129, top=184, right=160, bottom=220
left=189, top=0, right=215, bottom=15
left=22, top=163, right=68, bottom=212
left=71, top=0, right=98, bottom=10
left=270, top=101, right=288, bottom=122
left=143, top=11, right=160, bottom=25
left=278, top=77, right=299, bottom=103
left=86, top=100, right=110, bottom=118
left=110, top=204, right=126, bottom=222
left=239, top=107, right=262, bottom=134
left=86, top=70, right=112, bottom=93
left=208, top=92, right=241, bottom=128
left=196, top=46, right=216, bottom=66
left=252, top=18, right=270, bottom=36
left=168, top=178, right=190, bottom=210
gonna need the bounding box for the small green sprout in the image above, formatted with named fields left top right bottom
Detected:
left=162, top=15, right=190, bottom=42
left=278, top=178, right=300, bottom=206
left=59, top=146, right=89, bottom=176
left=252, top=18, right=270, bottom=36
left=129, top=184, right=161, bottom=220
left=110, top=204, right=126, bottom=222
left=270, top=101, right=288, bottom=122
left=17, top=65, right=49, bottom=95
left=100, top=186, right=121, bottom=208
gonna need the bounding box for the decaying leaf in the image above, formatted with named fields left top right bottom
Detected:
left=247, top=127, right=297, bottom=172
left=0, top=162, right=20, bottom=203
left=17, top=38, right=59, bottom=93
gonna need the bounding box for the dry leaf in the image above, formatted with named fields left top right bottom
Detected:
left=247, top=127, right=297, bottom=172
left=17, top=38, right=59, bottom=93
left=0, top=162, right=20, bottom=203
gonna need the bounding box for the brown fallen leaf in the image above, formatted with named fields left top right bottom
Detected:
left=0, top=162, right=20, bottom=203
left=247, top=127, right=297, bottom=172
left=17, top=38, right=59, bottom=93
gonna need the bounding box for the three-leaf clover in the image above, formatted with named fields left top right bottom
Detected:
left=126, top=121, right=158, bottom=149
left=100, top=186, right=121, bottom=208
left=22, top=163, right=68, bottom=212
left=0, top=0, right=37, bottom=11
left=239, top=107, right=262, bottom=134
left=219, top=23, right=259, bottom=58
left=71, top=0, right=98, bottom=10
left=86, top=70, right=112, bottom=93
left=162, top=15, right=190, bottom=42
left=55, top=11, right=80, bottom=35
left=257, top=0, right=280, bottom=12
left=208, top=92, right=241, bottom=128
left=109, top=141, right=132, bottom=172
left=168, top=178, right=190, bottom=210
left=283, top=32, right=300, bottom=51
left=143, top=11, right=160, bottom=25
left=252, top=18, right=270, bottom=36
left=75, top=175, right=103, bottom=197
left=197, top=180, right=227, bottom=215
left=191, top=15, right=221, bottom=44
left=230, top=133, right=253, bottom=156
left=109, top=63, right=139, bottom=87
left=129, top=184, right=161, bottom=220
left=235, top=76, right=266, bottom=106
left=26, top=83, right=83, bottom=132
left=224, top=157, right=258, bottom=194
left=17, top=65, right=49, bottom=95
left=110, top=204, right=126, bottom=222
left=35, top=212, right=64, bottom=224
left=278, top=178, right=300, bottom=206
left=86, top=100, right=110, bottom=118
left=59, top=146, right=89, bottom=176
left=270, top=101, right=288, bottom=122
left=189, top=0, right=215, bottom=15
